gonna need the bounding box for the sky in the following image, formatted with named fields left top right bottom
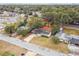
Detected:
left=0, top=0, right=79, bottom=4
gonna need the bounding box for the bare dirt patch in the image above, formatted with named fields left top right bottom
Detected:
left=0, top=40, right=27, bottom=56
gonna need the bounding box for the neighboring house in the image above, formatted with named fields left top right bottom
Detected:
left=28, top=11, right=42, bottom=17
left=31, top=11, right=42, bottom=17
left=56, top=30, right=79, bottom=55
left=56, top=31, right=79, bottom=43
left=0, top=17, right=18, bottom=24
left=69, top=35, right=79, bottom=45
left=6, top=17, right=17, bottom=23
left=9, top=12, right=18, bottom=17
left=35, top=11, right=42, bottom=17
left=20, top=14, right=25, bottom=18
left=0, top=11, right=18, bottom=17
left=55, top=27, right=71, bottom=42
left=32, top=26, right=51, bottom=37
left=56, top=32, right=71, bottom=42
left=3, top=11, right=9, bottom=17
left=0, top=11, right=18, bottom=23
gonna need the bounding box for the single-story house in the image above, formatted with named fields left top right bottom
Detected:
left=32, top=26, right=51, bottom=37
left=69, top=36, right=79, bottom=45
left=56, top=31, right=79, bottom=44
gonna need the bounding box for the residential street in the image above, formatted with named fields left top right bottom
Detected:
left=0, top=34, right=66, bottom=56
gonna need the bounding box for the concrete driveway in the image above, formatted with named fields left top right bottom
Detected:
left=24, top=34, right=36, bottom=43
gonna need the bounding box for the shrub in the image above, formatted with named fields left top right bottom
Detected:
left=16, top=27, right=29, bottom=36
left=51, top=36, right=60, bottom=44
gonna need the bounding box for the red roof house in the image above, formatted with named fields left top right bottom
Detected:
left=40, top=26, right=51, bottom=32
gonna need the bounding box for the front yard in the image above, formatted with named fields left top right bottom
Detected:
left=30, top=37, right=69, bottom=54
left=64, top=28, right=79, bottom=35
left=0, top=40, right=27, bottom=56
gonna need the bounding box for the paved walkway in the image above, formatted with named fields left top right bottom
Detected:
left=24, top=34, right=36, bottom=43
left=0, top=34, right=67, bottom=56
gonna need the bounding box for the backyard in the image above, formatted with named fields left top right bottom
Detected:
left=30, top=37, right=69, bottom=54
left=0, top=40, right=27, bottom=56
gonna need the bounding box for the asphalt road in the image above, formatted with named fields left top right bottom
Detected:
left=0, top=34, right=67, bottom=56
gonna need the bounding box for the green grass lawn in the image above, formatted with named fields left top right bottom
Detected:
left=30, top=37, right=69, bottom=54
left=64, top=28, right=79, bottom=35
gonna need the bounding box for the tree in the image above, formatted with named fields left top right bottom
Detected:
left=59, top=13, right=73, bottom=25
left=18, top=19, right=27, bottom=27
left=16, top=27, right=30, bottom=36
left=27, top=16, right=41, bottom=27
left=31, top=21, right=46, bottom=29
left=51, top=25, right=60, bottom=35
left=42, top=12, right=54, bottom=23
left=4, top=23, right=16, bottom=34
left=41, top=6, right=79, bottom=25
